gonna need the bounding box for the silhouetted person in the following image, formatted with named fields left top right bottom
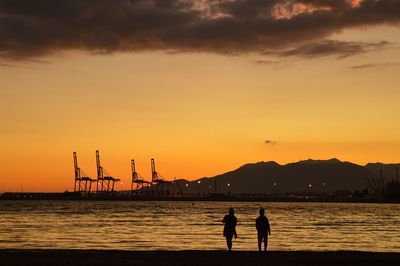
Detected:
left=222, top=207, right=237, bottom=251
left=256, top=208, right=271, bottom=252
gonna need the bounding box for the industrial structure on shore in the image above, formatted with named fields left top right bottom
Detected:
left=366, top=167, right=400, bottom=196
left=1, top=155, right=399, bottom=202
left=385, top=167, right=400, bottom=197
left=74, top=151, right=173, bottom=197
left=73, top=151, right=400, bottom=199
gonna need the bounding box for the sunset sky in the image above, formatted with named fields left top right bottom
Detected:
left=1, top=0, right=400, bottom=192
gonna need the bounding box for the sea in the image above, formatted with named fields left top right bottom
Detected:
left=0, top=201, right=399, bottom=252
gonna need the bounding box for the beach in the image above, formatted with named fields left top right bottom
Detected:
left=1, top=250, right=399, bottom=266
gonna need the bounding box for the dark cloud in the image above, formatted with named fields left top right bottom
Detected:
left=254, top=60, right=280, bottom=65
left=266, top=40, right=390, bottom=59
left=0, top=62, right=13, bottom=67
left=265, top=140, right=277, bottom=144
left=350, top=62, right=400, bottom=69
left=0, top=0, right=399, bottom=60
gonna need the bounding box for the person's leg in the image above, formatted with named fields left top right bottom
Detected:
left=264, top=236, right=268, bottom=252
left=226, top=236, right=233, bottom=251
left=257, top=235, right=262, bottom=252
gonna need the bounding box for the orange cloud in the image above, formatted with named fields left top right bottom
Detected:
left=272, top=2, right=331, bottom=20
left=348, top=0, right=363, bottom=8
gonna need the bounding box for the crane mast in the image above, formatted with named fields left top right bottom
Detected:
left=96, top=150, right=120, bottom=195
left=151, top=158, right=157, bottom=182
left=131, top=159, right=150, bottom=196
left=96, top=150, right=104, bottom=192
left=73, top=152, right=80, bottom=191
left=150, top=158, right=171, bottom=196
left=73, top=152, right=95, bottom=195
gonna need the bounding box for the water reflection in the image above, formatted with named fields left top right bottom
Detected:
left=0, top=201, right=399, bottom=251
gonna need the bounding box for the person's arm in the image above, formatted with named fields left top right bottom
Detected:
left=267, top=218, right=271, bottom=235
left=222, top=215, right=226, bottom=224
left=234, top=217, right=238, bottom=238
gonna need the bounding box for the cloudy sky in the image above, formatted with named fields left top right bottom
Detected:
left=1, top=0, right=400, bottom=191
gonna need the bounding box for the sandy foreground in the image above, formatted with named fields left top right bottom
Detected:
left=0, top=249, right=399, bottom=266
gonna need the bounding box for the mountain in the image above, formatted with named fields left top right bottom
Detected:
left=172, top=159, right=400, bottom=195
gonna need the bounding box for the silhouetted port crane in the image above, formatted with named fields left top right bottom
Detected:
left=151, top=158, right=172, bottom=196
left=386, top=167, right=400, bottom=194
left=131, top=159, right=151, bottom=196
left=73, top=152, right=96, bottom=194
left=96, top=150, right=120, bottom=195
left=367, top=169, right=386, bottom=194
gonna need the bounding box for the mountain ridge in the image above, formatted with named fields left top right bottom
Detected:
left=174, top=159, right=400, bottom=194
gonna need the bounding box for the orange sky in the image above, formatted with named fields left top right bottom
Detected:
left=1, top=3, right=400, bottom=192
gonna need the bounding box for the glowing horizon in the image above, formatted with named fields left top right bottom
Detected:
left=1, top=0, right=400, bottom=192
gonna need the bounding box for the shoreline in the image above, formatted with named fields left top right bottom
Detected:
left=1, top=192, right=399, bottom=203
left=1, top=249, right=399, bottom=266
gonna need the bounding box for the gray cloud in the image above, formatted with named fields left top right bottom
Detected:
left=266, top=40, right=390, bottom=59
left=0, top=0, right=399, bottom=60
left=350, top=62, right=400, bottom=69
left=0, top=62, right=13, bottom=67
left=254, top=60, right=280, bottom=65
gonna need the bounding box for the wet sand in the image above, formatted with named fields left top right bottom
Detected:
left=1, top=250, right=399, bottom=266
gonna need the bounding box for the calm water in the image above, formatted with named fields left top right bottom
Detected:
left=0, top=201, right=399, bottom=252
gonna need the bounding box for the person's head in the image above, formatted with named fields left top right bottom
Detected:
left=229, top=207, right=234, bottom=215
left=259, top=208, right=265, bottom=216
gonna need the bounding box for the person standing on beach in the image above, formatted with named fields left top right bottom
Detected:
left=256, top=208, right=271, bottom=252
left=222, top=207, right=237, bottom=251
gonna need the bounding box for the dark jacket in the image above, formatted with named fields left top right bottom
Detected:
left=256, top=215, right=270, bottom=236
left=222, top=214, right=237, bottom=237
